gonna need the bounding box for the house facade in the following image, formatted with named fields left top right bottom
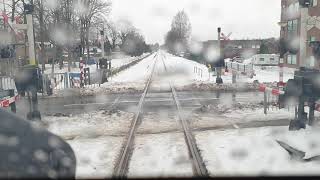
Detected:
left=280, top=0, right=320, bottom=68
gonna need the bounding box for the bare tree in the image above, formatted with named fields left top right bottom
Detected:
left=165, top=10, right=192, bottom=54
left=106, top=21, right=119, bottom=50
left=117, top=19, right=135, bottom=48
left=75, top=0, right=111, bottom=63
left=5, top=0, right=112, bottom=72
left=171, top=10, right=192, bottom=43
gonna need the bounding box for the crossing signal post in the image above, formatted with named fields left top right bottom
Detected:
left=279, top=41, right=320, bottom=130
left=215, top=27, right=223, bottom=84
left=99, top=58, right=111, bottom=84
left=100, top=30, right=105, bottom=57
left=278, top=1, right=320, bottom=130
left=13, top=4, right=41, bottom=121
left=213, top=27, right=229, bottom=84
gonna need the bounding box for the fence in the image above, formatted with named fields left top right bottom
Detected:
left=0, top=76, right=16, bottom=91
left=193, top=66, right=204, bottom=79
left=39, top=53, right=153, bottom=93
left=225, top=62, right=254, bottom=77
left=45, top=69, right=105, bottom=91
left=45, top=72, right=83, bottom=91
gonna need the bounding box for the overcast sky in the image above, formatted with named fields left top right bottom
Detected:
left=111, top=0, right=281, bottom=44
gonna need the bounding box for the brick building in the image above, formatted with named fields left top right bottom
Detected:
left=202, top=38, right=278, bottom=60
left=280, top=0, right=320, bottom=68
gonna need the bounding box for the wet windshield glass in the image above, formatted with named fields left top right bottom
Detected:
left=1, top=0, right=320, bottom=178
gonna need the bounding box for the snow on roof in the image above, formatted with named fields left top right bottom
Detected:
left=243, top=58, right=253, bottom=65
left=225, top=58, right=232, bottom=63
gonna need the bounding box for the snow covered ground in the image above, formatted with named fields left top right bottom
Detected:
left=43, top=110, right=134, bottom=139
left=110, top=53, right=156, bottom=83
left=128, top=133, right=193, bottom=178
left=42, top=53, right=149, bottom=75
left=38, top=94, right=320, bottom=178
left=221, top=65, right=295, bottom=84
left=81, top=51, right=295, bottom=95
left=41, top=110, right=134, bottom=178
left=37, top=51, right=320, bottom=178
left=82, top=51, right=214, bottom=95
left=112, top=53, right=150, bottom=70
left=196, top=126, right=320, bottom=176
left=68, top=136, right=123, bottom=178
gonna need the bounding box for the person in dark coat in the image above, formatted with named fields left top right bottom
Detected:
left=0, top=109, right=76, bottom=178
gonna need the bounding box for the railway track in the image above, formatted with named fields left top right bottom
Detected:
left=113, top=52, right=159, bottom=178
left=159, top=52, right=208, bottom=177
left=113, top=51, right=208, bottom=178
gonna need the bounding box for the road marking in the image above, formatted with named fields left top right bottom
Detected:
left=233, top=124, right=240, bottom=129
left=63, top=97, right=261, bottom=107
left=64, top=102, right=106, bottom=107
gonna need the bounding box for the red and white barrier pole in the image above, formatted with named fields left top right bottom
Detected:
left=80, top=57, right=85, bottom=88
left=259, top=84, right=284, bottom=96
left=278, top=60, right=286, bottom=88
left=0, top=95, right=19, bottom=112
left=259, top=83, right=320, bottom=113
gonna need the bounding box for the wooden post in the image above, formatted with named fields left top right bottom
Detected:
left=9, top=89, right=16, bottom=113
left=264, top=91, right=267, bottom=115
left=232, top=70, right=236, bottom=84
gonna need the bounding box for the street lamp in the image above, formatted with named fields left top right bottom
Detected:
left=277, top=21, right=288, bottom=88
left=97, top=12, right=110, bottom=58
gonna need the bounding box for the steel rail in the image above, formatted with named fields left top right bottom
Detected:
left=113, top=52, right=159, bottom=178
left=159, top=52, right=208, bottom=177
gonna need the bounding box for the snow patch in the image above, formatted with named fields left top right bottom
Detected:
left=196, top=126, right=320, bottom=176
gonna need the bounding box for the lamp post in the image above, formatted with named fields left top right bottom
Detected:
left=100, top=30, right=105, bottom=58
left=216, top=27, right=223, bottom=84
left=278, top=21, right=287, bottom=88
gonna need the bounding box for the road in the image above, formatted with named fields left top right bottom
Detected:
left=8, top=51, right=296, bottom=178
left=15, top=91, right=264, bottom=119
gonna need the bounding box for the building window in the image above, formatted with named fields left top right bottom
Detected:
left=287, top=2, right=299, bottom=16
left=311, top=0, right=318, bottom=7
left=238, top=45, right=242, bottom=49
left=294, top=2, right=300, bottom=11
left=287, top=54, right=297, bottom=65
left=252, top=45, right=255, bottom=49
left=270, top=58, right=275, bottom=61
left=309, top=56, right=315, bottom=67
left=310, top=36, right=317, bottom=42
left=287, top=19, right=298, bottom=36
left=256, top=45, right=260, bottom=49
left=260, top=58, right=265, bottom=62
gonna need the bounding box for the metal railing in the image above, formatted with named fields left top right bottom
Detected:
left=0, top=76, right=16, bottom=91
left=225, top=61, right=254, bottom=76
left=193, top=66, right=203, bottom=78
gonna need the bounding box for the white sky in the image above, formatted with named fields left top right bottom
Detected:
left=111, top=0, right=281, bottom=44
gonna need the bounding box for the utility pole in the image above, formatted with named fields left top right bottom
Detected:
left=26, top=6, right=36, bottom=65
left=13, top=3, right=41, bottom=120
left=39, top=0, right=45, bottom=71
left=100, top=29, right=105, bottom=58
left=2, top=0, right=6, bottom=29
left=299, top=6, right=308, bottom=67
left=66, top=0, right=72, bottom=72
left=216, top=27, right=223, bottom=84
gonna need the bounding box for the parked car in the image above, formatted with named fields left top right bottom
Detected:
left=87, top=58, right=96, bottom=65
left=232, top=56, right=244, bottom=63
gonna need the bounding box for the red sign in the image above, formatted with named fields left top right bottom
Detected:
left=1, top=12, right=8, bottom=24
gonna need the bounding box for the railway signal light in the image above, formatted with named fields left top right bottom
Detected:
left=0, top=47, right=12, bottom=59
left=24, top=4, right=34, bottom=14
left=299, top=0, right=311, bottom=7
left=310, top=41, right=320, bottom=59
